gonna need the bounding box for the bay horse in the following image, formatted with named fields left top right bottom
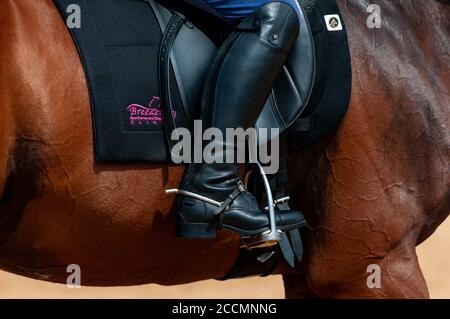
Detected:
left=0, top=0, right=448, bottom=298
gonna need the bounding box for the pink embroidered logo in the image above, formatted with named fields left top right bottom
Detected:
left=127, top=96, right=176, bottom=125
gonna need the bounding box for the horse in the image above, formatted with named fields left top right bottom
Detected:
left=0, top=0, right=448, bottom=298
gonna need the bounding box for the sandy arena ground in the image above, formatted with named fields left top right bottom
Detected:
left=0, top=219, right=449, bottom=299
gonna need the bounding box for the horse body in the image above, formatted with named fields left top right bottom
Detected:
left=0, top=0, right=449, bottom=297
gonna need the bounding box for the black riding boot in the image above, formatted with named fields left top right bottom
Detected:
left=174, top=2, right=302, bottom=239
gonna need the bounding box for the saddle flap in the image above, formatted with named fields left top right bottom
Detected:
left=150, top=0, right=217, bottom=125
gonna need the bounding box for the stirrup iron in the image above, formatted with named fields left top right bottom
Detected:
left=165, top=189, right=221, bottom=207
left=240, top=162, right=282, bottom=248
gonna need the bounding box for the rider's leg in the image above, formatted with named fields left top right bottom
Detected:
left=175, top=2, right=301, bottom=238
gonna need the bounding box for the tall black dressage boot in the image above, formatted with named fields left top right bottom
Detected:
left=172, top=2, right=303, bottom=241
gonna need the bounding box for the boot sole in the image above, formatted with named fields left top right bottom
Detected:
left=176, top=222, right=217, bottom=238
left=176, top=220, right=306, bottom=239
left=177, top=222, right=268, bottom=238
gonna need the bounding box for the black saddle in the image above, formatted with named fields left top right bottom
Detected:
left=149, top=0, right=315, bottom=147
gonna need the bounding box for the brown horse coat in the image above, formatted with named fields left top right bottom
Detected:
left=0, top=0, right=449, bottom=298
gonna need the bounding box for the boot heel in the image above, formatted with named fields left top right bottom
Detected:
left=176, top=223, right=217, bottom=238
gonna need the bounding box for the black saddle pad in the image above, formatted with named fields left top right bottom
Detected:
left=54, top=0, right=191, bottom=162
left=288, top=0, right=352, bottom=150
